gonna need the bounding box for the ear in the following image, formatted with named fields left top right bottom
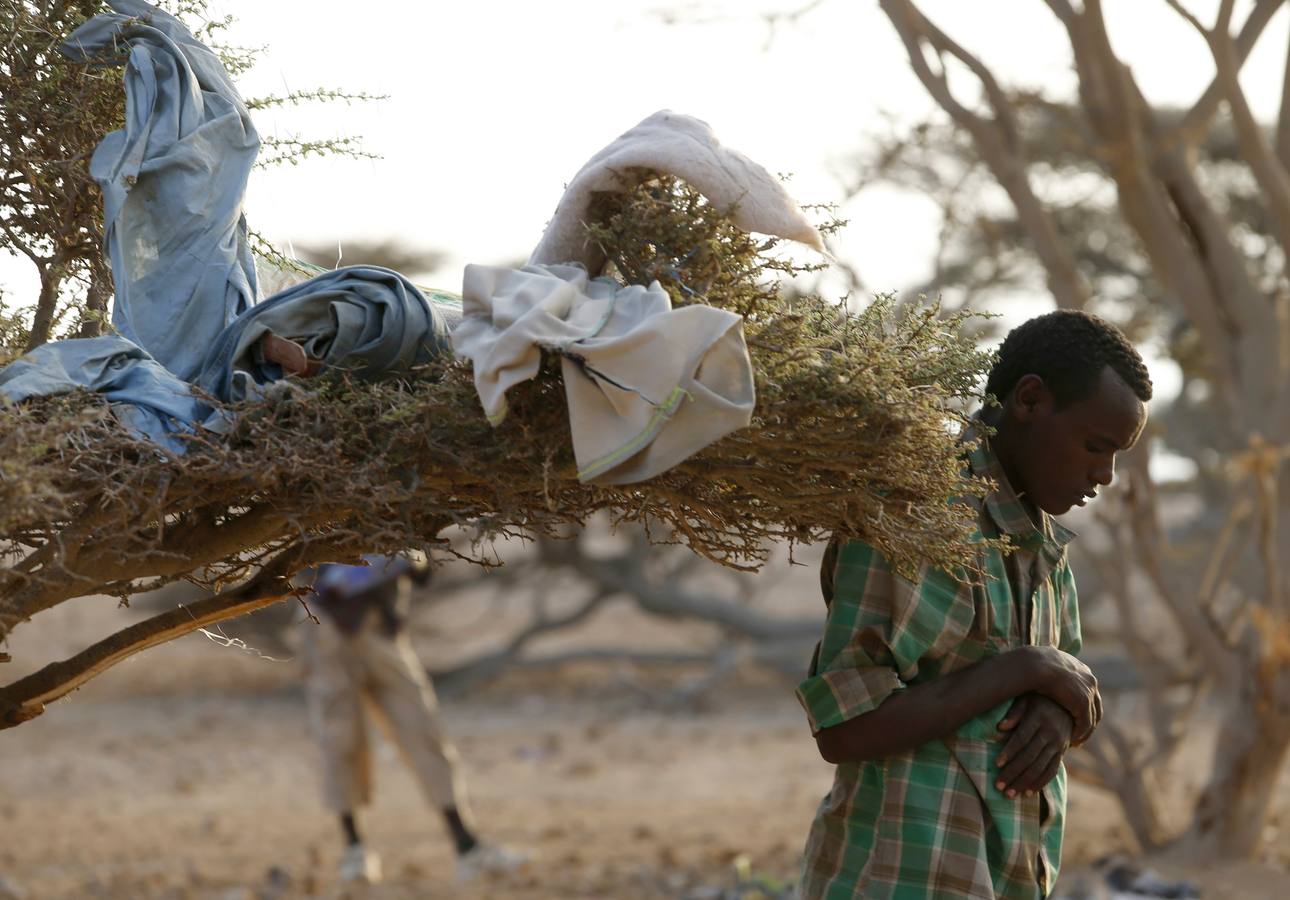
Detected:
left=1009, top=374, right=1052, bottom=424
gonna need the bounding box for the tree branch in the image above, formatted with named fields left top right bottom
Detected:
left=1169, top=0, right=1284, bottom=149
left=0, top=538, right=345, bottom=728
left=431, top=587, right=613, bottom=694
left=549, top=539, right=822, bottom=643
left=1055, top=0, right=1274, bottom=419
left=1039, top=0, right=1077, bottom=27
left=1172, top=0, right=1290, bottom=263
left=1075, top=720, right=1173, bottom=851
left=0, top=215, right=47, bottom=268
left=879, top=0, right=1091, bottom=310
left=1, top=503, right=300, bottom=633
left=1277, top=15, right=1290, bottom=170
left=1121, top=453, right=1243, bottom=682
left=1161, top=0, right=1208, bottom=34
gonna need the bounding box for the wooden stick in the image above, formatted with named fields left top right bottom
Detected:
left=0, top=577, right=296, bottom=728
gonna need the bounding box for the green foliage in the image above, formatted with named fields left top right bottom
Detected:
left=256, top=135, right=379, bottom=168
left=0, top=0, right=378, bottom=349
left=0, top=0, right=123, bottom=347
left=588, top=176, right=1000, bottom=574
left=0, top=295, right=31, bottom=367
left=1, top=177, right=999, bottom=636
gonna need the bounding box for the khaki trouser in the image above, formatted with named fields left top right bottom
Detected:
left=303, top=612, right=471, bottom=816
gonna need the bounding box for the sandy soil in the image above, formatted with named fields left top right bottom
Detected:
left=3, top=572, right=1289, bottom=900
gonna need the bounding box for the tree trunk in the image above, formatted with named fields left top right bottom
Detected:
left=1194, top=694, right=1290, bottom=856
left=75, top=255, right=112, bottom=338
left=24, top=268, right=61, bottom=350
left=874, top=0, right=1290, bottom=861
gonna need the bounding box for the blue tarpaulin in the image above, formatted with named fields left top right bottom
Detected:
left=0, top=0, right=453, bottom=452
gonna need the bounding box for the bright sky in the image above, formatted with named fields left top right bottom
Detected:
left=6, top=0, right=1287, bottom=427
left=225, top=1, right=1289, bottom=289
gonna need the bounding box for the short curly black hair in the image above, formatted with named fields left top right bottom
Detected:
left=985, top=310, right=1153, bottom=408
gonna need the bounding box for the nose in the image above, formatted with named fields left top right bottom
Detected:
left=1092, top=455, right=1115, bottom=487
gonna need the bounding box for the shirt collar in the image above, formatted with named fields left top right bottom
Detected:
left=964, top=416, right=1077, bottom=553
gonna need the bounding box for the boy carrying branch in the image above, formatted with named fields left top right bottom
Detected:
left=798, top=311, right=1152, bottom=899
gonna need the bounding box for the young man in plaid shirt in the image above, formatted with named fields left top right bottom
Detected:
left=797, top=311, right=1152, bottom=899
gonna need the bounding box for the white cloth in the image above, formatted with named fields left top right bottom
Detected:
left=452, top=263, right=754, bottom=485
left=528, top=110, right=827, bottom=272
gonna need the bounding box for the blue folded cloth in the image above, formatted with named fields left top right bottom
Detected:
left=1, top=2, right=453, bottom=452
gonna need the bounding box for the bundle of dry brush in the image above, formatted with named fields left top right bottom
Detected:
left=0, top=177, right=995, bottom=724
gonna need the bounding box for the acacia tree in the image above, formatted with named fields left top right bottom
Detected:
left=869, top=0, right=1290, bottom=858
left=0, top=0, right=119, bottom=352
left=0, top=0, right=374, bottom=359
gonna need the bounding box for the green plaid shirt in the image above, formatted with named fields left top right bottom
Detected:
left=797, top=433, right=1080, bottom=900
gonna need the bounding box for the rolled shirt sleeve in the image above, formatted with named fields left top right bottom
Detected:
left=796, top=538, right=975, bottom=734
left=796, top=651, right=904, bottom=733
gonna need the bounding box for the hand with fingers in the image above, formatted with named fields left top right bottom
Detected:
left=994, top=694, right=1073, bottom=799
left=1023, top=645, right=1102, bottom=745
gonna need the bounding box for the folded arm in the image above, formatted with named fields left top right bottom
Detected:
left=800, top=541, right=1099, bottom=767
left=815, top=648, right=1036, bottom=764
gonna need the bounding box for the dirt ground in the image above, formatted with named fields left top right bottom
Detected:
left=3, top=573, right=1290, bottom=899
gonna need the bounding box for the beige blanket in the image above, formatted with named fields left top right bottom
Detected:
left=528, top=109, right=826, bottom=272
left=456, top=110, right=825, bottom=485
left=452, top=263, right=754, bottom=485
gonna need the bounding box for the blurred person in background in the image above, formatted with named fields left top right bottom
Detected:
left=301, top=552, right=526, bottom=885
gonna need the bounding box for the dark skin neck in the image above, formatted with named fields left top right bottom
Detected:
left=977, top=406, right=1041, bottom=525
